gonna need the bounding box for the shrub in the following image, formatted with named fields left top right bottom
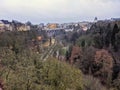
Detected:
left=39, top=58, right=83, bottom=90
left=83, top=75, right=107, bottom=90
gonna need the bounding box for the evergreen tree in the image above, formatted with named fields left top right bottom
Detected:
left=111, top=24, right=119, bottom=51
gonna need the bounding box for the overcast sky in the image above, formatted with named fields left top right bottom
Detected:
left=0, top=0, right=120, bottom=24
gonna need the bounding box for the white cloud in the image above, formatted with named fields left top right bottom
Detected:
left=0, top=0, right=120, bottom=23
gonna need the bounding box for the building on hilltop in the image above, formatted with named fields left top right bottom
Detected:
left=94, top=17, right=98, bottom=23
left=0, top=20, right=13, bottom=32
left=111, top=18, right=120, bottom=21
left=38, top=23, right=44, bottom=30
left=46, top=23, right=59, bottom=29
left=11, top=20, right=30, bottom=31
left=0, top=20, right=31, bottom=32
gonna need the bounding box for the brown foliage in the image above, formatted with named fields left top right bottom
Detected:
left=70, top=46, right=82, bottom=64
left=94, top=49, right=113, bottom=70
left=94, top=49, right=113, bottom=85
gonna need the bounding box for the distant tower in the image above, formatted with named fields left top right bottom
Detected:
left=94, top=17, right=98, bottom=23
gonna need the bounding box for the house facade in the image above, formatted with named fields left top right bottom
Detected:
left=0, top=20, right=31, bottom=32
left=0, top=20, right=13, bottom=32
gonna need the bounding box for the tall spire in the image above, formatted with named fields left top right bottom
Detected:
left=94, top=17, right=98, bottom=23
